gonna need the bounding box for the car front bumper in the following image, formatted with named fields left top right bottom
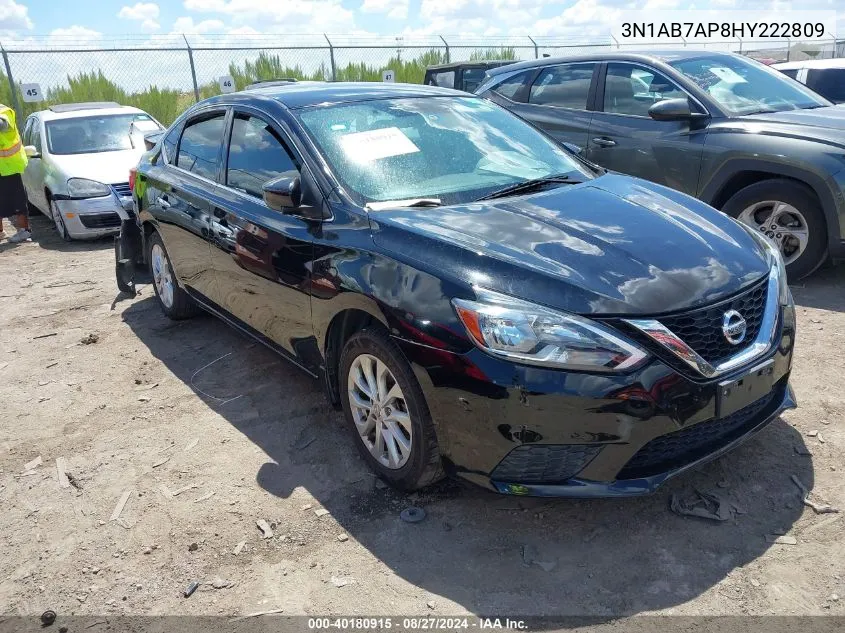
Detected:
left=53, top=195, right=127, bottom=239
left=395, top=302, right=796, bottom=498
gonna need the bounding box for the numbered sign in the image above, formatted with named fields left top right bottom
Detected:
left=21, top=83, right=44, bottom=103
left=382, top=69, right=395, bottom=83
left=219, top=76, right=235, bottom=94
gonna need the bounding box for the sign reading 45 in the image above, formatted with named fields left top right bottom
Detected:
left=21, top=83, right=44, bottom=103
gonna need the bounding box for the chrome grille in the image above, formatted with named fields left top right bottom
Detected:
left=658, top=277, right=768, bottom=365
left=111, top=182, right=131, bottom=197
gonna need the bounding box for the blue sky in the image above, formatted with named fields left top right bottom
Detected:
left=0, top=0, right=841, bottom=42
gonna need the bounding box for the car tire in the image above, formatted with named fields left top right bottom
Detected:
left=147, top=231, right=199, bottom=320
left=50, top=200, right=72, bottom=242
left=721, top=179, right=827, bottom=280
left=339, top=327, right=445, bottom=491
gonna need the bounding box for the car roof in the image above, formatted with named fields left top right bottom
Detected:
left=37, top=104, right=147, bottom=121
left=426, top=60, right=514, bottom=72
left=772, top=58, right=845, bottom=70
left=485, top=49, right=739, bottom=76
left=206, top=81, right=469, bottom=110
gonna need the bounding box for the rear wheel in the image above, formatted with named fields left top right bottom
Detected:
left=339, top=328, right=444, bottom=491
left=147, top=231, right=199, bottom=320
left=722, top=179, right=827, bottom=280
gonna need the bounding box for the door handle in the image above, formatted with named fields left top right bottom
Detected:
left=156, top=196, right=171, bottom=209
left=591, top=137, right=617, bottom=148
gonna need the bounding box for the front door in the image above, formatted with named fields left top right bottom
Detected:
left=205, top=109, right=317, bottom=369
left=586, top=62, right=707, bottom=196
left=21, top=117, right=47, bottom=213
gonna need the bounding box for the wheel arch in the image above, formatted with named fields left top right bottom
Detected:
left=700, top=160, right=839, bottom=251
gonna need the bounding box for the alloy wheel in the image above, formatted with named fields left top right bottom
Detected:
left=737, top=200, right=809, bottom=266
left=51, top=201, right=71, bottom=241
left=150, top=243, right=175, bottom=309
left=347, top=353, right=413, bottom=469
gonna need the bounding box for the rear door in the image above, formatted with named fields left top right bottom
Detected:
left=586, top=62, right=707, bottom=195
left=496, top=63, right=598, bottom=149
left=205, top=107, right=316, bottom=368
left=142, top=109, right=226, bottom=302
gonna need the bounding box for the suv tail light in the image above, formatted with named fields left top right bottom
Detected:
left=129, top=168, right=137, bottom=192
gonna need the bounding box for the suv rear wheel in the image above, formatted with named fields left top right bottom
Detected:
left=339, top=328, right=444, bottom=491
left=722, top=179, right=827, bottom=280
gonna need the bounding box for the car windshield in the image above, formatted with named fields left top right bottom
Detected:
left=669, top=54, right=830, bottom=115
left=296, top=96, right=592, bottom=206
left=46, top=113, right=161, bottom=155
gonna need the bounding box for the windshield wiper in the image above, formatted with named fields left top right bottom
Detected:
left=476, top=174, right=580, bottom=201
left=366, top=198, right=442, bottom=211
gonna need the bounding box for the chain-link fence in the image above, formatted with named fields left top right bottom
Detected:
left=2, top=34, right=844, bottom=127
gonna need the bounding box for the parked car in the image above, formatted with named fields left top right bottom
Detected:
left=424, top=61, right=515, bottom=93
left=478, top=50, right=845, bottom=279
left=772, top=59, right=845, bottom=104
left=116, top=82, right=796, bottom=497
left=21, top=102, right=163, bottom=241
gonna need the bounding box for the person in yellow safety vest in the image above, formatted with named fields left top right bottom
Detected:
left=0, top=104, right=32, bottom=243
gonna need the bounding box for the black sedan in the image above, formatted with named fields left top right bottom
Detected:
left=116, top=82, right=796, bottom=497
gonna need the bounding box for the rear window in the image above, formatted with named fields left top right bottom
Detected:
left=806, top=68, right=845, bottom=103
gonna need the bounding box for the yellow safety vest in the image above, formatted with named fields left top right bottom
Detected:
left=0, top=106, right=27, bottom=177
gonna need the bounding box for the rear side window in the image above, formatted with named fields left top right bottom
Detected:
left=806, top=68, right=845, bottom=103
left=177, top=114, right=226, bottom=180
left=778, top=68, right=799, bottom=80
left=226, top=113, right=299, bottom=199
left=529, top=63, right=596, bottom=109
left=427, top=71, right=455, bottom=88
left=491, top=70, right=533, bottom=101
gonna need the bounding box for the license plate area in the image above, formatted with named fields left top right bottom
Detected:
left=716, top=359, right=775, bottom=418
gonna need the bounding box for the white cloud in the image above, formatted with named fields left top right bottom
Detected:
left=48, top=25, right=103, bottom=42
left=360, top=0, right=409, bottom=20
left=0, top=0, right=32, bottom=31
left=172, top=16, right=226, bottom=33
left=119, top=3, right=162, bottom=31
left=182, top=0, right=356, bottom=32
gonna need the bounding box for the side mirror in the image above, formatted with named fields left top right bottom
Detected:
left=24, top=145, right=40, bottom=159
left=648, top=98, right=694, bottom=122
left=262, top=174, right=302, bottom=212
left=561, top=142, right=583, bottom=156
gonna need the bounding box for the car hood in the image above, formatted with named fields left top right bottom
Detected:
left=48, top=149, right=144, bottom=186
left=730, top=106, right=845, bottom=148
left=370, top=174, right=770, bottom=316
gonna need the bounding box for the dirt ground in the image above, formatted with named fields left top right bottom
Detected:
left=1, top=214, right=843, bottom=620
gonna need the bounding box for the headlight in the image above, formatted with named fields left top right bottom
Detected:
left=67, top=178, right=111, bottom=199
left=452, top=289, right=649, bottom=372
left=739, top=223, right=789, bottom=306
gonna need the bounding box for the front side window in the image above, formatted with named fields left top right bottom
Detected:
left=603, top=63, right=688, bottom=117
left=297, top=96, right=592, bottom=206
left=22, top=117, right=34, bottom=145
left=176, top=114, right=227, bottom=181
left=226, top=113, right=299, bottom=198
left=45, top=113, right=160, bottom=155
left=669, top=54, right=829, bottom=115
left=529, top=63, right=596, bottom=109
left=805, top=68, right=845, bottom=103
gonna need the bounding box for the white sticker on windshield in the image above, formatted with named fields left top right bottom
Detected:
left=339, top=127, right=420, bottom=162
left=709, top=67, right=747, bottom=84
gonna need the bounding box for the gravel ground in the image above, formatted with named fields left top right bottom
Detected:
left=0, top=215, right=843, bottom=619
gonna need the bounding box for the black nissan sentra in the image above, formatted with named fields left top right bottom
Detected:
left=116, top=82, right=796, bottom=497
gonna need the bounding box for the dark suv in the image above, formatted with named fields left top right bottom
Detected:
left=116, top=82, right=795, bottom=497
left=424, top=61, right=514, bottom=93
left=479, top=50, right=845, bottom=279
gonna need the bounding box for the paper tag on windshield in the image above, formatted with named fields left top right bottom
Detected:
left=709, top=67, right=746, bottom=84
left=339, top=127, right=420, bottom=162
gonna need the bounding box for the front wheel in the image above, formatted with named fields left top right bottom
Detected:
left=722, top=179, right=827, bottom=280
left=147, top=231, right=199, bottom=320
left=339, top=328, right=444, bottom=491
left=50, top=200, right=72, bottom=242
